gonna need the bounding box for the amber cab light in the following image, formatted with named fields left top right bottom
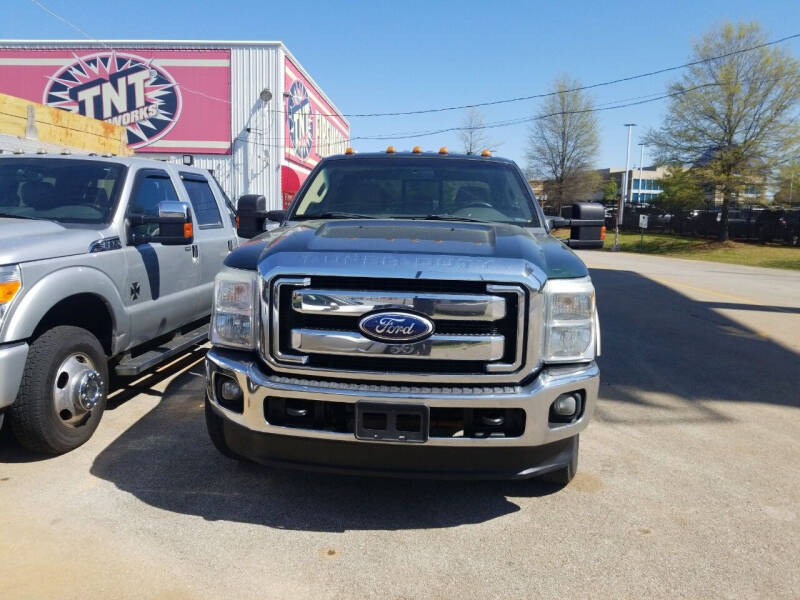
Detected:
left=439, top=147, right=449, bottom=154
left=412, top=146, right=422, bottom=154
left=386, top=146, right=396, bottom=154
left=344, top=147, right=355, bottom=155
left=481, top=149, right=492, bottom=157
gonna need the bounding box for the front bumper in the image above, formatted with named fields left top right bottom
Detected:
left=0, top=342, right=28, bottom=410
left=205, top=348, right=599, bottom=478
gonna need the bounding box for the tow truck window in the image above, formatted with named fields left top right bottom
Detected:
left=128, top=171, right=180, bottom=237
left=292, top=158, right=538, bottom=226
left=0, top=158, right=125, bottom=225
left=181, top=175, right=223, bottom=229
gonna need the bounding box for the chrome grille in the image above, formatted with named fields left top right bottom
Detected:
left=264, top=276, right=527, bottom=380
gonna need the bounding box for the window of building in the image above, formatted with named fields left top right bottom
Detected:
left=633, top=178, right=640, bottom=189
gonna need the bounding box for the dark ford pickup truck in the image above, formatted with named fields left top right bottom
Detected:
left=204, top=150, right=600, bottom=484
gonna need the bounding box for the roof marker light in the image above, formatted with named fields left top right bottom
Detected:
left=481, top=149, right=492, bottom=157
left=412, top=146, right=422, bottom=154
left=386, top=146, right=396, bottom=154
left=345, top=147, right=355, bottom=155
left=439, top=147, right=449, bottom=154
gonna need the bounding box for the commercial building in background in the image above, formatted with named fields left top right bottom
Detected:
left=529, top=165, right=667, bottom=212
left=0, top=40, right=349, bottom=209
left=594, top=165, right=667, bottom=205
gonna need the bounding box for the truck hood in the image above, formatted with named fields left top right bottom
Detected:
left=226, top=219, right=588, bottom=283
left=0, top=218, right=101, bottom=264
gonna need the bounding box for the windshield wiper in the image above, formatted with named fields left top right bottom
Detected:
left=297, top=212, right=379, bottom=220
left=0, top=213, right=45, bottom=221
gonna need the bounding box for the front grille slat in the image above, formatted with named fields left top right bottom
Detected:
left=265, top=277, right=527, bottom=378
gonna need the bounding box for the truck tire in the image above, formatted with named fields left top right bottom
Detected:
left=8, top=326, right=108, bottom=455
left=205, top=397, right=244, bottom=461
left=539, top=436, right=579, bottom=486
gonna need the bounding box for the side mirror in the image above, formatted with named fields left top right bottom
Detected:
left=267, top=209, right=286, bottom=223
left=546, top=216, right=571, bottom=229
left=561, top=202, right=606, bottom=250
left=129, top=201, right=193, bottom=246
left=236, top=194, right=267, bottom=239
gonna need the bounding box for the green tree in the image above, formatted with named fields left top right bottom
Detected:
left=602, top=179, right=618, bottom=205
left=773, top=162, right=800, bottom=205
left=526, top=76, right=601, bottom=213
left=653, top=166, right=705, bottom=214
left=645, top=22, right=800, bottom=240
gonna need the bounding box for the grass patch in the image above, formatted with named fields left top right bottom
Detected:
left=602, top=231, right=800, bottom=270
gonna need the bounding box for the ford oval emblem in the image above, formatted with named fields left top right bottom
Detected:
left=359, top=311, right=435, bottom=343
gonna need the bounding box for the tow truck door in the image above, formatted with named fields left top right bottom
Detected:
left=123, top=167, right=201, bottom=346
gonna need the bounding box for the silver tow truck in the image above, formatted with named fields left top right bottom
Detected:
left=0, top=154, right=238, bottom=454
left=205, top=150, right=601, bottom=483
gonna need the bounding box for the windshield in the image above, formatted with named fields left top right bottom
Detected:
left=291, top=158, right=540, bottom=226
left=0, top=158, right=126, bottom=225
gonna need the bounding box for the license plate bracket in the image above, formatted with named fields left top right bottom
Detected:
left=355, top=402, right=429, bottom=443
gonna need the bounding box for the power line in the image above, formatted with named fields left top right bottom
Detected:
left=29, top=0, right=234, bottom=106
left=27, top=0, right=800, bottom=122
left=271, top=32, right=800, bottom=118
left=237, top=71, right=798, bottom=149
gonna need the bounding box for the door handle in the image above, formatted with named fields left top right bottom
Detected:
left=227, top=239, right=234, bottom=252
left=192, top=244, right=199, bottom=259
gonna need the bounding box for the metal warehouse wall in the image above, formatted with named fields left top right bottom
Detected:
left=0, top=40, right=348, bottom=210
left=186, top=44, right=283, bottom=207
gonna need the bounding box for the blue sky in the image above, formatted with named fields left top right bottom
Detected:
left=3, top=0, right=800, bottom=169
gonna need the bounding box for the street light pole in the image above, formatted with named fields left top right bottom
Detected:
left=614, top=123, right=636, bottom=251
left=637, top=143, right=646, bottom=205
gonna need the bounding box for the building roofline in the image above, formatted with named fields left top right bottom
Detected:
left=0, top=39, right=350, bottom=127
left=0, top=39, right=284, bottom=47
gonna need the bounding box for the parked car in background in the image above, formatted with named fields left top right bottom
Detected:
left=755, top=208, right=800, bottom=245
left=0, top=155, right=238, bottom=454
left=621, top=206, right=672, bottom=231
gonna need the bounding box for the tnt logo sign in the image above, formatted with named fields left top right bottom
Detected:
left=43, top=52, right=182, bottom=149
left=287, top=80, right=314, bottom=160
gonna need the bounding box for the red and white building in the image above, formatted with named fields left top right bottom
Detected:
left=0, top=40, right=350, bottom=209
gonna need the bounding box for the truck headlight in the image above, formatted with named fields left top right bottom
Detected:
left=211, top=269, right=259, bottom=350
left=0, top=265, right=22, bottom=323
left=543, top=277, right=597, bottom=363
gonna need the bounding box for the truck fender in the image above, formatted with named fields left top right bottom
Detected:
left=3, top=266, right=128, bottom=353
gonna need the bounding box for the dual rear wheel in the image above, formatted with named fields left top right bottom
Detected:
left=8, top=326, right=107, bottom=455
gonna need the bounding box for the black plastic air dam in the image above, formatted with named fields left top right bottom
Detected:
left=218, top=411, right=577, bottom=480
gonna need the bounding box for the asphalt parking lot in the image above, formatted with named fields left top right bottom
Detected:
left=1, top=252, right=799, bottom=599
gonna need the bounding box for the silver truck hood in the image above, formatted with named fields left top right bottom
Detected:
left=0, top=218, right=101, bottom=264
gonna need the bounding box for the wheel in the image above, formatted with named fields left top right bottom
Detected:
left=9, top=326, right=108, bottom=455
left=205, top=397, right=244, bottom=460
left=539, top=436, right=579, bottom=485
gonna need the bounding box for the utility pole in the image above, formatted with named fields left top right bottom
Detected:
left=614, top=123, right=636, bottom=251
left=637, top=143, right=646, bottom=205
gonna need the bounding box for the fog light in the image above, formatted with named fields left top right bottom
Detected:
left=553, top=393, right=578, bottom=417
left=220, top=379, right=242, bottom=402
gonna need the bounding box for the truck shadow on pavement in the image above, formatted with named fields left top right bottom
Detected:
left=592, top=268, right=800, bottom=423
left=84, top=267, right=799, bottom=530
left=90, top=366, right=557, bottom=531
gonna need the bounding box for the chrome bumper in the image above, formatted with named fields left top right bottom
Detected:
left=0, top=342, right=28, bottom=410
left=205, top=348, right=598, bottom=448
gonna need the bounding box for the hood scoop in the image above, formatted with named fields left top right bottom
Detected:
left=315, top=220, right=496, bottom=246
